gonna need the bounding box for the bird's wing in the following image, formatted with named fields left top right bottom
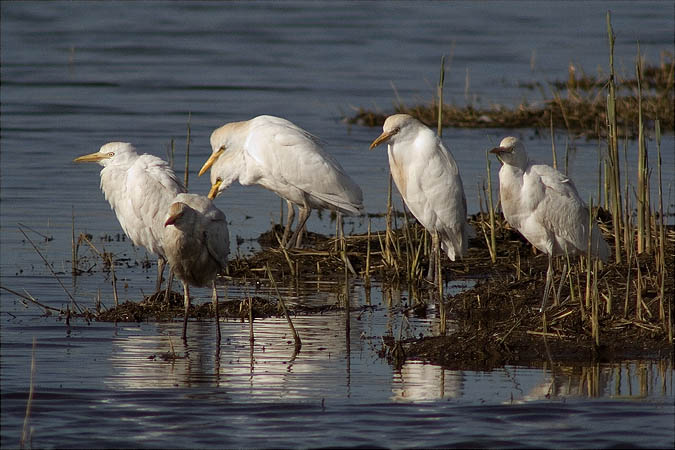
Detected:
left=528, top=163, right=590, bottom=254
left=178, top=194, right=230, bottom=269
left=245, top=119, right=363, bottom=212
left=127, top=156, right=186, bottom=255
left=203, top=206, right=229, bottom=269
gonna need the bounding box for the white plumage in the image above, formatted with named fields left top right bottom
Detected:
left=164, top=193, right=229, bottom=341
left=198, top=115, right=364, bottom=247
left=74, top=142, right=186, bottom=290
left=370, top=114, right=468, bottom=281
left=491, top=136, right=610, bottom=309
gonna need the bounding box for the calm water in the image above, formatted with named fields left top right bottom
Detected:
left=1, top=1, right=674, bottom=448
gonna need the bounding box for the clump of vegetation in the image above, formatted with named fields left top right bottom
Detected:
left=346, top=51, right=673, bottom=139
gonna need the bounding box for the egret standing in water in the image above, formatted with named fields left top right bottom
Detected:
left=198, top=115, right=364, bottom=248
left=370, top=114, right=468, bottom=282
left=74, top=142, right=186, bottom=292
left=490, top=136, right=610, bottom=310
left=164, top=193, right=229, bottom=341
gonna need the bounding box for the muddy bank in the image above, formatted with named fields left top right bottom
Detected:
left=80, top=212, right=674, bottom=370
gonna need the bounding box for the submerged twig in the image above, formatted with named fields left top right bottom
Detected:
left=18, top=226, right=83, bottom=313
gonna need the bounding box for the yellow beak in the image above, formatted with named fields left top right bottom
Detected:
left=73, top=152, right=111, bottom=163
left=198, top=148, right=224, bottom=177
left=207, top=179, right=223, bottom=200
left=369, top=130, right=397, bottom=150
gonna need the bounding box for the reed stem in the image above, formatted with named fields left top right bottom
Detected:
left=606, top=11, right=623, bottom=263
left=485, top=149, right=497, bottom=263
left=184, top=112, right=191, bottom=190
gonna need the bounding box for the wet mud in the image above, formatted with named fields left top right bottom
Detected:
left=66, top=212, right=674, bottom=370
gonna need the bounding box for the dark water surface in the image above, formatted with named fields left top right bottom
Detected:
left=1, top=1, right=674, bottom=448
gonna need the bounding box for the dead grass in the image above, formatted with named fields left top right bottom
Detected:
left=345, top=52, right=674, bottom=139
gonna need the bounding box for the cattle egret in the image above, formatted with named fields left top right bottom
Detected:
left=74, top=142, right=186, bottom=292
left=490, top=136, right=610, bottom=310
left=164, top=193, right=229, bottom=341
left=370, top=114, right=468, bottom=282
left=198, top=115, right=364, bottom=248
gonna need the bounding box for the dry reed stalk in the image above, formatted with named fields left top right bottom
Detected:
left=655, top=120, right=666, bottom=323
left=109, top=253, right=118, bottom=308
left=550, top=113, right=557, bottom=169
left=437, top=55, right=445, bottom=137
left=20, top=337, right=36, bottom=449
left=592, top=258, right=600, bottom=347
left=606, top=11, right=623, bottom=263
left=585, top=197, right=594, bottom=309
left=564, top=137, right=570, bottom=177
left=636, top=51, right=647, bottom=254
left=622, top=137, right=631, bottom=261
left=184, top=112, right=191, bottom=190
left=169, top=138, right=175, bottom=168
left=436, top=230, right=445, bottom=336
left=274, top=233, right=296, bottom=277
left=385, top=174, right=393, bottom=265
left=19, top=226, right=83, bottom=314
left=485, top=150, right=497, bottom=263
left=0, top=286, right=61, bottom=314
left=635, top=252, right=643, bottom=321
left=596, top=140, right=602, bottom=211
left=71, top=206, right=78, bottom=275
left=265, top=264, right=301, bottom=352
left=603, top=160, right=609, bottom=209
left=365, top=219, right=372, bottom=283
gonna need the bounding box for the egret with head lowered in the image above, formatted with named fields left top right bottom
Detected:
left=198, top=115, right=364, bottom=248
left=490, top=136, right=610, bottom=310
left=163, top=193, right=229, bottom=342
left=370, top=114, right=468, bottom=282
left=74, top=142, right=186, bottom=293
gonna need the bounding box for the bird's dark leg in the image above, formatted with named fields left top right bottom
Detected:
left=163, top=271, right=174, bottom=303
left=337, top=212, right=344, bottom=249
left=540, top=254, right=553, bottom=312
left=554, top=263, right=568, bottom=306
left=156, top=257, right=166, bottom=292
left=212, top=280, right=221, bottom=344
left=280, top=200, right=295, bottom=248
left=290, top=198, right=311, bottom=248
left=426, top=231, right=438, bottom=283
left=182, top=282, right=190, bottom=341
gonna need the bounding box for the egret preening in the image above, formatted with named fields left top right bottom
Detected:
left=370, top=114, right=468, bottom=282
left=198, top=115, right=364, bottom=248
left=490, top=136, right=610, bottom=311
left=74, top=142, right=186, bottom=292
left=163, top=193, right=229, bottom=342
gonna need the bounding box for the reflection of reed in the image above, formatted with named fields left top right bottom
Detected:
left=391, top=361, right=463, bottom=401
left=517, top=360, right=672, bottom=402
left=105, top=299, right=370, bottom=399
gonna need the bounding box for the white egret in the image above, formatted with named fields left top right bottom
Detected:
left=490, top=136, right=610, bottom=310
left=163, top=193, right=229, bottom=341
left=198, top=115, right=364, bottom=248
left=74, top=142, right=186, bottom=292
left=370, top=114, right=468, bottom=282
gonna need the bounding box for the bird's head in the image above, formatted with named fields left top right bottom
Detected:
left=489, top=137, right=528, bottom=167
left=73, top=142, right=136, bottom=167
left=369, top=114, right=419, bottom=150
left=164, top=202, right=191, bottom=227
left=198, top=123, right=240, bottom=177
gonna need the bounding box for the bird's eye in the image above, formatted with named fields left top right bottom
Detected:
left=219, top=145, right=226, bottom=152
left=216, top=177, right=223, bottom=183
left=107, top=152, right=115, bottom=157
left=394, top=127, right=401, bottom=133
